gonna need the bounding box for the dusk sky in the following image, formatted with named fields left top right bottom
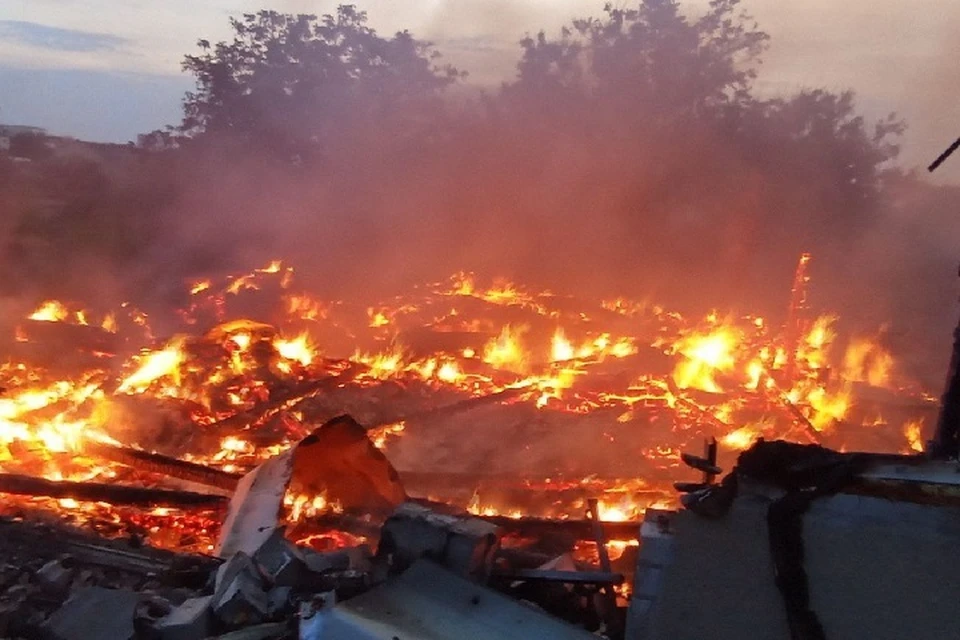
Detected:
left=1, top=1, right=959, bottom=180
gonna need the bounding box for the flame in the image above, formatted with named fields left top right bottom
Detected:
left=118, top=338, right=186, bottom=394
left=274, top=332, right=315, bottom=368
left=798, top=315, right=836, bottom=370
left=101, top=313, right=118, bottom=333
left=903, top=418, right=925, bottom=453
left=283, top=489, right=343, bottom=522
left=355, top=345, right=408, bottom=379
left=449, top=272, right=476, bottom=296
left=285, top=294, right=327, bottom=321
left=0, top=257, right=932, bottom=554
left=368, top=308, right=390, bottom=328
left=483, top=325, right=529, bottom=373
left=551, top=328, right=575, bottom=362
left=843, top=337, right=894, bottom=388
left=721, top=424, right=763, bottom=450
left=806, top=386, right=851, bottom=432
left=673, top=325, right=739, bottom=392
left=29, top=300, right=69, bottom=323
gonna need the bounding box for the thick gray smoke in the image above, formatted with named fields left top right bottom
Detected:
left=1, top=1, right=958, bottom=386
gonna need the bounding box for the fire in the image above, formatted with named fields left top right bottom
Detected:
left=368, top=308, right=390, bottom=327
left=355, top=345, right=407, bottom=379
left=283, top=490, right=343, bottom=522
left=285, top=294, right=327, bottom=321
left=118, top=338, right=186, bottom=394
left=101, top=313, right=118, bottom=333
left=903, top=418, right=925, bottom=453
left=0, top=254, right=938, bottom=554
left=552, top=328, right=575, bottom=362
left=29, top=300, right=70, bottom=322
left=273, top=332, right=315, bottom=367
left=799, top=315, right=836, bottom=370
left=806, top=386, right=851, bottom=432
left=483, top=325, right=528, bottom=373
left=436, top=360, right=463, bottom=384
left=672, top=325, right=739, bottom=392
left=721, top=423, right=764, bottom=450
left=843, top=337, right=894, bottom=387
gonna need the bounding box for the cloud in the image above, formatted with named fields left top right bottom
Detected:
left=0, top=20, right=128, bottom=53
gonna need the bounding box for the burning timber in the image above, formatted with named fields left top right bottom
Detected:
left=0, top=257, right=950, bottom=637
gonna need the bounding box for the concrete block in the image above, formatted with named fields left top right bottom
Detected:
left=253, top=529, right=307, bottom=587
left=266, top=586, right=293, bottom=618
left=36, top=558, right=74, bottom=592
left=154, top=595, right=214, bottom=640
left=41, top=587, right=140, bottom=640
left=378, top=502, right=500, bottom=580
left=212, top=552, right=269, bottom=627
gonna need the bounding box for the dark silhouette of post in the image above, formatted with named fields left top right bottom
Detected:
left=930, top=265, right=960, bottom=458
left=928, top=137, right=960, bottom=457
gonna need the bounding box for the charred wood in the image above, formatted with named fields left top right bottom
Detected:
left=84, top=441, right=241, bottom=491
left=205, top=364, right=363, bottom=434
left=0, top=473, right=229, bottom=509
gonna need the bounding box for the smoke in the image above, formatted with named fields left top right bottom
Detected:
left=1, top=1, right=959, bottom=386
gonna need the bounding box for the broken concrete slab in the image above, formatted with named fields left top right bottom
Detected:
left=212, top=552, right=269, bottom=628
left=41, top=586, right=141, bottom=640
left=153, top=595, right=214, bottom=640
left=377, top=502, right=500, bottom=581
left=36, top=558, right=74, bottom=592
left=301, top=548, right=351, bottom=575
left=299, top=559, right=597, bottom=640
left=297, top=592, right=337, bottom=640
left=266, top=585, right=293, bottom=618
left=253, top=528, right=307, bottom=587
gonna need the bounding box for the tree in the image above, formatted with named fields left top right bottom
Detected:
left=503, top=0, right=769, bottom=128
left=178, top=6, right=461, bottom=163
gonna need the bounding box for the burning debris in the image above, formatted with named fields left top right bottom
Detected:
left=0, top=255, right=941, bottom=637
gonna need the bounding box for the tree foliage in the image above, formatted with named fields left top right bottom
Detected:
left=507, top=0, right=769, bottom=124
left=178, top=6, right=460, bottom=162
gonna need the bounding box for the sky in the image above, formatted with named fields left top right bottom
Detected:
left=0, top=0, right=959, bottom=179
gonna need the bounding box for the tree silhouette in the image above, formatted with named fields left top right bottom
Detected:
left=178, top=6, right=461, bottom=163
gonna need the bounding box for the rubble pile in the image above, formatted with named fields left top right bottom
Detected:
left=0, top=414, right=633, bottom=639
left=0, top=500, right=624, bottom=640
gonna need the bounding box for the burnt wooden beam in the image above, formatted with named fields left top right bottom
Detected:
left=84, top=441, right=241, bottom=491
left=0, top=473, right=229, bottom=509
